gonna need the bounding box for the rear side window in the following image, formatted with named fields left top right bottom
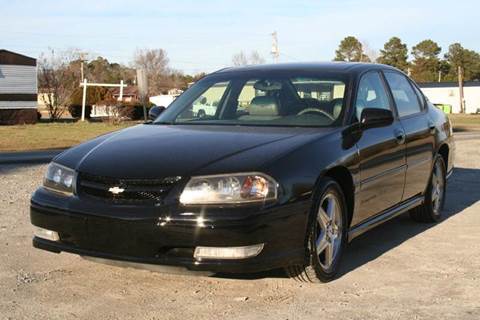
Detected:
left=355, top=72, right=391, bottom=121
left=384, top=72, right=422, bottom=117
left=410, top=82, right=425, bottom=109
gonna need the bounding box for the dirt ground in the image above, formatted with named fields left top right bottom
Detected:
left=1, top=134, right=479, bottom=320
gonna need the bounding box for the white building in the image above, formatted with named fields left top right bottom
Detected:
left=418, top=81, right=480, bottom=114
left=149, top=88, right=184, bottom=108
left=0, top=49, right=38, bottom=124
left=149, top=94, right=175, bottom=108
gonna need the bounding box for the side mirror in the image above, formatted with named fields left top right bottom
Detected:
left=148, top=106, right=165, bottom=121
left=360, top=108, right=394, bottom=129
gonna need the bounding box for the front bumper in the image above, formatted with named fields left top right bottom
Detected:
left=30, top=188, right=310, bottom=274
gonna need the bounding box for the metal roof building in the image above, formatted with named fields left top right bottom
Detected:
left=0, top=49, right=38, bottom=124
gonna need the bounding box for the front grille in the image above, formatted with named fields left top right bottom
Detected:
left=78, top=172, right=182, bottom=204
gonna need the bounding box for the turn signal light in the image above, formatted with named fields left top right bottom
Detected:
left=193, top=244, right=264, bottom=260
left=34, top=227, right=60, bottom=241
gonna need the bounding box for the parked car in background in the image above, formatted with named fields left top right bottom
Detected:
left=31, top=63, right=454, bottom=282
left=192, top=96, right=218, bottom=118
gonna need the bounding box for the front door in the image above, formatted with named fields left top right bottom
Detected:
left=352, top=71, right=406, bottom=226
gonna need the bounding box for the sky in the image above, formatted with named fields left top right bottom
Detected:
left=1, top=0, right=479, bottom=74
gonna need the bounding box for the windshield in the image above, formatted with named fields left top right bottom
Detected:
left=155, top=72, right=349, bottom=127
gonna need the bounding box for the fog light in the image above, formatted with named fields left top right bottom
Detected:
left=193, top=244, right=264, bottom=260
left=34, top=227, right=60, bottom=241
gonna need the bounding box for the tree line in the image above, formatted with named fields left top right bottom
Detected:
left=38, top=38, right=480, bottom=120
left=334, top=36, right=480, bottom=82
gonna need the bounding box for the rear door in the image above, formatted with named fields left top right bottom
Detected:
left=352, top=71, right=407, bottom=226
left=383, top=71, right=434, bottom=200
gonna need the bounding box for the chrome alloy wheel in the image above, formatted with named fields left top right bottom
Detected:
left=431, top=160, right=445, bottom=215
left=315, top=192, right=343, bottom=270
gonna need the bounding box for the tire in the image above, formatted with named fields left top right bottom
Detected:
left=410, top=155, right=446, bottom=223
left=285, top=178, right=348, bottom=283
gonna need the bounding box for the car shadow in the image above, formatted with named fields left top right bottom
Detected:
left=338, top=166, right=480, bottom=278
left=216, top=167, right=480, bottom=280
left=0, top=163, right=45, bottom=175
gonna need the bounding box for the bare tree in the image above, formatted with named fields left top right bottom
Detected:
left=38, top=49, right=80, bottom=120
left=133, top=48, right=170, bottom=95
left=232, top=50, right=266, bottom=66
left=361, top=40, right=379, bottom=63
left=249, top=51, right=266, bottom=65
left=232, top=51, right=249, bottom=66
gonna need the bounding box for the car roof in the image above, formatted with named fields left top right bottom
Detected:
left=213, top=62, right=399, bottom=76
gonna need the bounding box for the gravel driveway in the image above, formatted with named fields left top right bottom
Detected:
left=1, top=136, right=479, bottom=320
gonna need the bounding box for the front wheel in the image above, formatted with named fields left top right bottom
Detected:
left=410, top=155, right=446, bottom=223
left=285, top=178, right=347, bottom=283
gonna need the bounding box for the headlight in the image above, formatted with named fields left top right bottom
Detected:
left=43, top=162, right=76, bottom=196
left=179, top=173, right=278, bottom=205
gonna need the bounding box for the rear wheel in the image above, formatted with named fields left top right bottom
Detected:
left=285, top=178, right=347, bottom=283
left=410, top=155, right=446, bottom=223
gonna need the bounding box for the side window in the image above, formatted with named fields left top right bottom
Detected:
left=410, top=82, right=425, bottom=109
left=355, top=72, right=391, bottom=121
left=384, top=72, right=422, bottom=117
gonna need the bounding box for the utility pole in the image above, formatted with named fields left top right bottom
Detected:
left=137, top=69, right=149, bottom=121
left=79, top=52, right=87, bottom=81
left=438, top=70, right=442, bottom=83
left=271, top=31, right=279, bottom=63
left=458, top=66, right=465, bottom=113
left=80, top=61, right=84, bottom=81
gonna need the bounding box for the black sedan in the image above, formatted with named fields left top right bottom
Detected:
left=31, top=63, right=454, bottom=282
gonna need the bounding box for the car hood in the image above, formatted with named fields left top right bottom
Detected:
left=55, top=124, right=335, bottom=179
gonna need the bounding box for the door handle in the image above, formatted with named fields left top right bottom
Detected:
left=394, top=129, right=406, bottom=145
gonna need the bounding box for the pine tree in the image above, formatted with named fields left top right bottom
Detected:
left=410, top=40, right=441, bottom=82
left=334, top=36, right=370, bottom=62
left=444, top=43, right=480, bottom=81
left=377, top=37, right=409, bottom=72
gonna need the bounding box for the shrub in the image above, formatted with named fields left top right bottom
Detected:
left=68, top=104, right=92, bottom=119
left=117, top=102, right=152, bottom=120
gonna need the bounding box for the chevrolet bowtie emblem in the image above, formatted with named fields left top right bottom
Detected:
left=108, top=186, right=125, bottom=195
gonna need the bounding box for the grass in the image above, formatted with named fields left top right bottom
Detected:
left=0, top=121, right=136, bottom=152
left=449, top=114, right=480, bottom=131
left=1, top=114, right=479, bottom=152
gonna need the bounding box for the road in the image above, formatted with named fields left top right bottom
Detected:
left=0, top=136, right=479, bottom=320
